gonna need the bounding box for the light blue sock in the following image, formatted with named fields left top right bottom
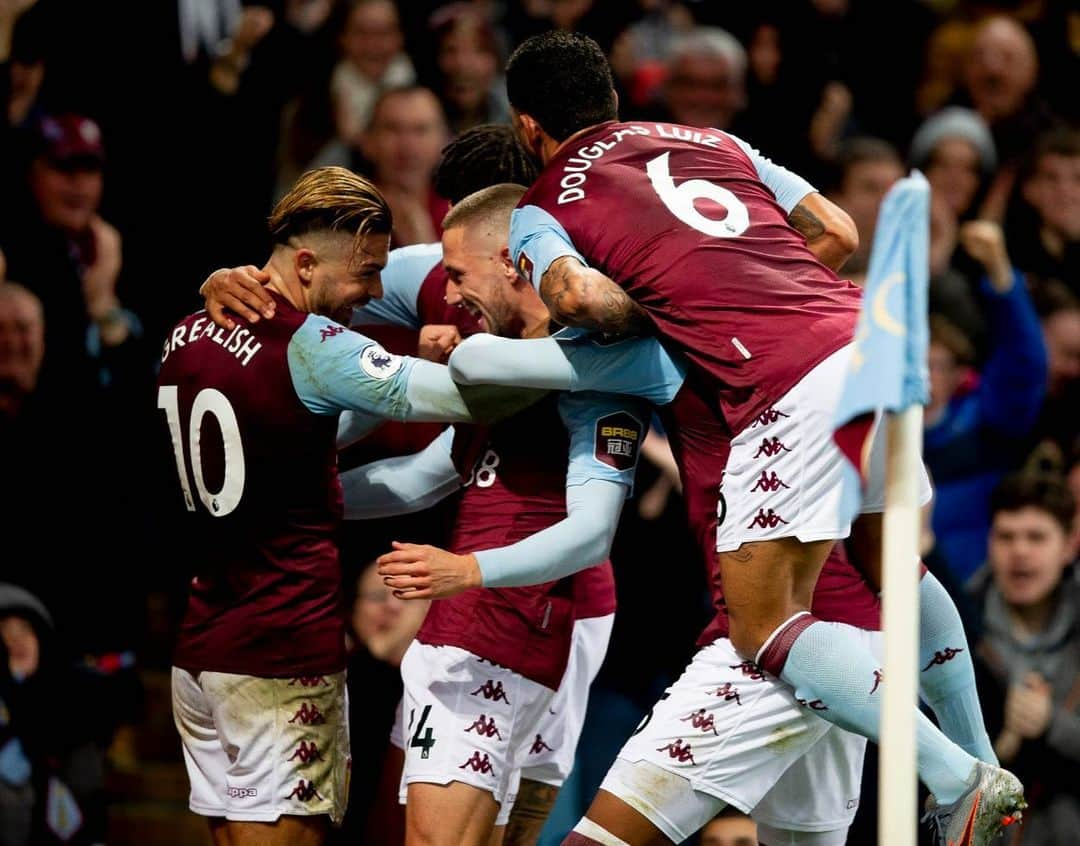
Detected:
left=773, top=617, right=977, bottom=804
left=919, top=572, right=998, bottom=764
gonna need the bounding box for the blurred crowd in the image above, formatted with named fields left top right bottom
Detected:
left=1, top=0, right=1078, bottom=844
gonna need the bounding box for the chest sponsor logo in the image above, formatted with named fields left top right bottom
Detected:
left=595, top=411, right=643, bottom=471
left=359, top=343, right=404, bottom=380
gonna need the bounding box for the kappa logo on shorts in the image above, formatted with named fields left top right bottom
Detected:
left=870, top=669, right=884, bottom=695
left=226, top=786, right=257, bottom=799
left=286, top=779, right=324, bottom=802
left=747, top=508, right=789, bottom=529
left=751, top=408, right=790, bottom=428
left=289, top=676, right=330, bottom=687
left=464, top=714, right=502, bottom=739
left=319, top=324, right=345, bottom=343
left=680, top=709, right=719, bottom=736
left=710, top=682, right=742, bottom=706
left=594, top=411, right=643, bottom=471
left=656, top=739, right=696, bottom=765
left=729, top=660, right=767, bottom=681
left=922, top=647, right=964, bottom=671
left=797, top=697, right=828, bottom=711
left=470, top=680, right=510, bottom=703
left=529, top=734, right=554, bottom=754
left=750, top=471, right=790, bottom=493
left=459, top=751, right=495, bottom=775
left=288, top=740, right=324, bottom=764
left=753, top=437, right=792, bottom=458
left=288, top=703, right=326, bottom=725
left=358, top=343, right=404, bottom=380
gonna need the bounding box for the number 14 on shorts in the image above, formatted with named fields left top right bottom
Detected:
left=410, top=705, right=436, bottom=759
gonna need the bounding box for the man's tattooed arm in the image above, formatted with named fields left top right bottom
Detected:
left=787, top=193, right=859, bottom=272
left=539, top=256, right=651, bottom=337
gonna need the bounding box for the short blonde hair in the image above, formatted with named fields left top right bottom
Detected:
left=442, top=183, right=526, bottom=235
left=269, top=167, right=392, bottom=253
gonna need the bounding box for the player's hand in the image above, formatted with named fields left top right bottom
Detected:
left=377, top=542, right=482, bottom=600
left=200, top=265, right=274, bottom=330
left=418, top=324, right=462, bottom=363
left=958, top=220, right=1013, bottom=293
left=1004, top=673, right=1053, bottom=739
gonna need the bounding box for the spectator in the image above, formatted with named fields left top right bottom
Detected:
left=0, top=282, right=43, bottom=422
left=970, top=474, right=1079, bottom=845
left=924, top=222, right=1048, bottom=582
left=430, top=4, right=509, bottom=135
left=360, top=86, right=450, bottom=246
left=0, top=113, right=144, bottom=405
left=334, top=561, right=427, bottom=845
left=331, top=0, right=415, bottom=146
left=1029, top=280, right=1080, bottom=461
left=650, top=26, right=746, bottom=131
left=0, top=114, right=152, bottom=663
left=0, top=584, right=113, bottom=846
left=909, top=106, right=997, bottom=221
left=825, top=137, right=904, bottom=282
left=1010, top=128, right=1080, bottom=291
left=699, top=806, right=758, bottom=846
left=955, top=15, right=1057, bottom=220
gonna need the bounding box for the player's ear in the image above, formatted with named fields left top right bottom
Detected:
left=294, top=248, right=317, bottom=287
left=515, top=111, right=546, bottom=159
left=499, top=246, right=519, bottom=282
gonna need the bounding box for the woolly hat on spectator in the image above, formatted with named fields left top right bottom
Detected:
left=32, top=114, right=105, bottom=168
left=0, top=583, right=53, bottom=631
left=909, top=107, right=996, bottom=174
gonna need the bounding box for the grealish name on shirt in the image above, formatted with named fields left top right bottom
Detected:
left=556, top=123, right=728, bottom=205
left=161, top=316, right=263, bottom=366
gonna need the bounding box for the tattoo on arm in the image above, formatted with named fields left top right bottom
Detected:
left=540, top=257, right=650, bottom=337
left=788, top=204, right=826, bottom=243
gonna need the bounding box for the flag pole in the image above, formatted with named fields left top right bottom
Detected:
left=878, top=403, right=924, bottom=846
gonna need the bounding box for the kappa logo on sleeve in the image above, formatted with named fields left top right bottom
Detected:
left=595, top=411, right=643, bottom=471
left=359, top=344, right=404, bottom=380
left=516, top=250, right=535, bottom=282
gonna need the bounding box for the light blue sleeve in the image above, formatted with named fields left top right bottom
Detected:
left=724, top=131, right=817, bottom=213
left=561, top=391, right=649, bottom=494
left=509, top=204, right=588, bottom=290
left=475, top=478, right=625, bottom=588
left=341, top=428, right=460, bottom=519
left=288, top=315, right=471, bottom=421
left=349, top=242, right=442, bottom=329
left=447, top=333, right=686, bottom=406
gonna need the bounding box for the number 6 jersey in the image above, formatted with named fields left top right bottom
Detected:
left=510, top=122, right=862, bottom=434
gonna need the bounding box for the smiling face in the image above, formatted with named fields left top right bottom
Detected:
left=302, top=231, right=389, bottom=325
left=29, top=157, right=103, bottom=233
left=989, top=506, right=1072, bottom=608
left=441, top=224, right=519, bottom=336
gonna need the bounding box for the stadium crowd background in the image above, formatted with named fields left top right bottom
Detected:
left=0, top=0, right=1077, bottom=843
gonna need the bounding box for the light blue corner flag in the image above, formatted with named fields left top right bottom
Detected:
left=833, top=171, right=931, bottom=524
